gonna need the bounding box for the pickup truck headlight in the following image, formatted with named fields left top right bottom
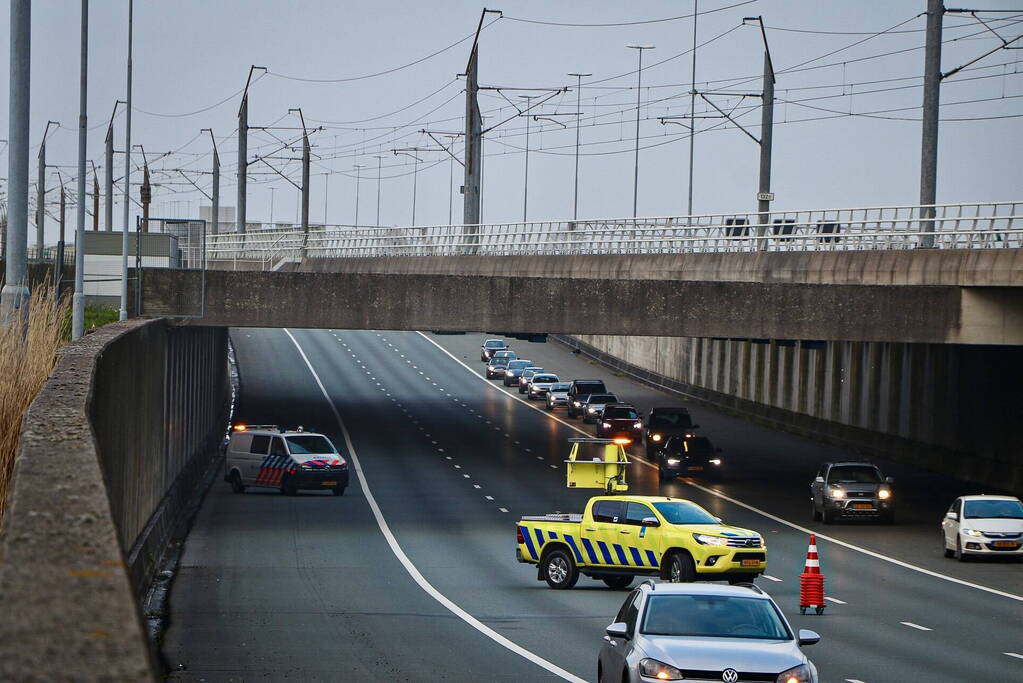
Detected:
left=693, top=533, right=729, bottom=546
left=776, top=664, right=812, bottom=683
left=639, top=658, right=683, bottom=681
left=878, top=488, right=891, bottom=500
left=826, top=486, right=845, bottom=499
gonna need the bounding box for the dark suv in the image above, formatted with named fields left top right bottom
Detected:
left=480, top=339, right=509, bottom=362
left=656, top=435, right=723, bottom=482
left=567, top=380, right=607, bottom=419
left=644, top=407, right=700, bottom=457
left=597, top=404, right=643, bottom=443
left=811, top=462, right=895, bottom=524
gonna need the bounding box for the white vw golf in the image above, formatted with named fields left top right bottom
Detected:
left=942, top=495, right=1023, bottom=561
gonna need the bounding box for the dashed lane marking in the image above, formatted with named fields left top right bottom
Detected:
left=762, top=575, right=782, bottom=582
left=900, top=622, right=932, bottom=631
left=485, top=495, right=494, bottom=501
left=284, top=329, right=585, bottom=683
left=825, top=596, right=847, bottom=604
left=416, top=330, right=1023, bottom=605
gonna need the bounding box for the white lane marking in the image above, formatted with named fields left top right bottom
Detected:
left=463, top=474, right=471, bottom=479
left=900, top=622, right=932, bottom=631
left=824, top=596, right=847, bottom=604
left=845, top=679, right=868, bottom=683
left=485, top=495, right=494, bottom=501
left=283, top=329, right=585, bottom=683
left=762, top=575, right=782, bottom=582
left=454, top=464, right=461, bottom=469
left=1004, top=652, right=1023, bottom=660
left=473, top=484, right=481, bottom=489
left=416, top=331, right=1023, bottom=605
left=499, top=508, right=509, bottom=513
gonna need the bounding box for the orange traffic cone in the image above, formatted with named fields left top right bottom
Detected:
left=799, top=533, right=826, bottom=615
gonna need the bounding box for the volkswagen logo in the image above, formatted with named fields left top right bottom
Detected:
left=721, top=669, right=739, bottom=683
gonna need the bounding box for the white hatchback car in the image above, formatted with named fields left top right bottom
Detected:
left=942, top=495, right=1023, bottom=561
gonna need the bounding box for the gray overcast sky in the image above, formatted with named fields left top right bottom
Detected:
left=3, top=0, right=1022, bottom=244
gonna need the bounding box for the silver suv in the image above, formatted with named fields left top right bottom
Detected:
left=598, top=582, right=820, bottom=683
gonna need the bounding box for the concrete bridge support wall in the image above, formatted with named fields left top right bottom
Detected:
left=0, top=319, right=230, bottom=680
left=563, top=334, right=1022, bottom=494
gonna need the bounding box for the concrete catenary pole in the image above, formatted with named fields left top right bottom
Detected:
left=92, top=162, right=99, bottom=230
left=1, top=0, right=31, bottom=323
left=756, top=50, right=775, bottom=250
left=56, top=178, right=65, bottom=299
left=35, top=138, right=45, bottom=257
left=301, top=129, right=310, bottom=241
left=464, top=45, right=482, bottom=230
left=72, top=0, right=89, bottom=340
left=119, top=0, right=133, bottom=321
left=919, top=0, right=943, bottom=248
left=210, top=132, right=220, bottom=235
left=687, top=0, right=698, bottom=219
left=237, top=95, right=247, bottom=233
left=104, top=115, right=114, bottom=231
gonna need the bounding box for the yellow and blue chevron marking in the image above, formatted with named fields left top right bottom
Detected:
left=519, top=525, right=661, bottom=568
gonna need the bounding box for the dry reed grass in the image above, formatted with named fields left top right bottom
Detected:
left=0, top=283, right=69, bottom=527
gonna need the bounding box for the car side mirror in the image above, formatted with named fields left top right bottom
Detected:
left=814, top=476, right=824, bottom=484
left=946, top=511, right=958, bottom=521
left=885, top=476, right=895, bottom=484
left=641, top=517, right=660, bottom=527
left=605, top=622, right=629, bottom=639
left=798, top=629, right=821, bottom=646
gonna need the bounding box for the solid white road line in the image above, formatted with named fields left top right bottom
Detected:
left=416, top=331, right=1023, bottom=605
left=824, top=596, right=847, bottom=604
left=900, top=622, right=932, bottom=631
left=845, top=679, right=868, bottom=682
left=283, top=329, right=586, bottom=683
left=762, top=575, right=783, bottom=582
left=1003, top=652, right=1023, bottom=660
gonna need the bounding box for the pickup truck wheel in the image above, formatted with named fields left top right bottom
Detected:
left=542, top=549, right=579, bottom=589
left=602, top=575, right=634, bottom=590
left=229, top=471, right=245, bottom=494
left=664, top=551, right=696, bottom=583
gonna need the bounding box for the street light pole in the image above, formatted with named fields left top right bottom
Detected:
left=374, top=154, right=385, bottom=226
left=626, top=44, right=655, bottom=218
left=519, top=94, right=539, bottom=222
left=119, top=0, right=132, bottom=321
left=72, top=0, right=89, bottom=340
left=568, top=72, right=591, bottom=221
left=393, top=150, right=422, bottom=226
left=687, top=2, right=698, bottom=218
left=1, top=0, right=30, bottom=324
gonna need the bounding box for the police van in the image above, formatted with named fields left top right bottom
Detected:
left=224, top=424, right=349, bottom=496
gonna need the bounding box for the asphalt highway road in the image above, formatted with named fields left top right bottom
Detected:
left=163, top=328, right=1023, bottom=682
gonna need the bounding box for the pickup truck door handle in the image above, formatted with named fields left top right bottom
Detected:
left=619, top=530, right=631, bottom=534
left=585, top=528, right=597, bottom=532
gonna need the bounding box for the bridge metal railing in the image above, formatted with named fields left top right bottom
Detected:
left=205, top=201, right=1022, bottom=265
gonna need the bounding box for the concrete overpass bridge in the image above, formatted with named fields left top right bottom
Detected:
left=139, top=201, right=1023, bottom=345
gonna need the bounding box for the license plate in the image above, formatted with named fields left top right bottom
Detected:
left=687, top=466, right=704, bottom=471
left=852, top=503, right=872, bottom=510
left=322, top=480, right=337, bottom=486
left=993, top=541, right=1018, bottom=548
left=740, top=559, right=760, bottom=567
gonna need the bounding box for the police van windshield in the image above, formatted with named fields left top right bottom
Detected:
left=652, top=501, right=718, bottom=525
left=286, top=435, right=336, bottom=455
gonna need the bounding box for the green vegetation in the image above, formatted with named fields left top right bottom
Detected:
left=84, top=306, right=119, bottom=332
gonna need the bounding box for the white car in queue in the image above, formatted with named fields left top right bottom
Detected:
left=225, top=424, right=349, bottom=496
left=942, top=495, right=1023, bottom=561
left=527, top=373, right=559, bottom=400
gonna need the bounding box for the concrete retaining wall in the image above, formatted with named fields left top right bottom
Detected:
left=0, top=319, right=229, bottom=680
left=563, top=334, right=1022, bottom=494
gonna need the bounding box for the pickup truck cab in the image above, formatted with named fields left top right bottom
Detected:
left=517, top=495, right=766, bottom=589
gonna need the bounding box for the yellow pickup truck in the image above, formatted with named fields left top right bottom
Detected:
left=517, top=495, right=766, bottom=589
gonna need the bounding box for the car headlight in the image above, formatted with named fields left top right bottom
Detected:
left=710, top=458, right=722, bottom=465
left=573, top=401, right=581, bottom=407
left=633, top=421, right=642, bottom=429
left=878, top=488, right=891, bottom=500
left=776, top=664, right=812, bottom=683
left=650, top=433, right=662, bottom=442
left=601, top=422, right=611, bottom=429
left=693, top=533, right=729, bottom=546
left=827, top=486, right=845, bottom=499
left=666, top=458, right=680, bottom=465
left=588, top=408, right=597, bottom=413
left=962, top=528, right=984, bottom=537
left=639, top=658, right=683, bottom=681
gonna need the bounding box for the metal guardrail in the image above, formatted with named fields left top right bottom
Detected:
left=205, top=202, right=1022, bottom=265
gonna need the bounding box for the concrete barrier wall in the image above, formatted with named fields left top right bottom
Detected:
left=0, top=319, right=229, bottom=680
left=562, top=334, right=1022, bottom=494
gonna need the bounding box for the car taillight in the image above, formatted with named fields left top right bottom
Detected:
left=516, top=527, right=525, bottom=544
